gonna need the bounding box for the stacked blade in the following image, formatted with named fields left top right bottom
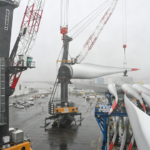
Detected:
left=107, top=84, right=118, bottom=114
left=121, top=84, right=146, bottom=112
left=132, top=84, right=150, bottom=108
left=109, top=117, right=119, bottom=150
left=105, top=83, right=150, bottom=149
left=124, top=95, right=150, bottom=150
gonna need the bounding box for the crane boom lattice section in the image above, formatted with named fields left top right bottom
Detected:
left=19, top=0, right=45, bottom=57
left=76, top=0, right=118, bottom=63
left=9, top=0, right=45, bottom=89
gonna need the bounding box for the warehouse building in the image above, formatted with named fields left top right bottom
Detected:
left=12, top=81, right=29, bottom=96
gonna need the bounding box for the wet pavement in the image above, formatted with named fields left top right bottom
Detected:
left=9, top=90, right=103, bottom=150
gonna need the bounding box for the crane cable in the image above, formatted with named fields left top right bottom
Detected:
left=66, top=0, right=69, bottom=27
left=122, top=0, right=127, bottom=45
left=60, top=0, right=63, bottom=27
left=72, top=0, right=113, bottom=39
left=64, top=0, right=66, bottom=26
left=122, top=0, right=127, bottom=69
left=56, top=44, right=64, bottom=62
left=68, top=0, right=111, bottom=33
left=60, top=0, right=69, bottom=28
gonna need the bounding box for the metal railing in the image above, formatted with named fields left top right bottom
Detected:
left=17, top=60, right=36, bottom=68
left=9, top=60, right=36, bottom=68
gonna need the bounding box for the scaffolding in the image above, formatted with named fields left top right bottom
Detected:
left=94, top=92, right=144, bottom=150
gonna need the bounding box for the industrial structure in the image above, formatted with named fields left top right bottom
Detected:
left=82, top=76, right=134, bottom=85
left=95, top=83, right=150, bottom=150
left=0, top=0, right=45, bottom=149
left=46, top=0, right=150, bottom=149
left=0, top=0, right=149, bottom=150
left=11, top=81, right=29, bottom=96
left=47, top=0, right=139, bottom=130
left=47, top=0, right=120, bottom=127
left=47, top=0, right=82, bottom=127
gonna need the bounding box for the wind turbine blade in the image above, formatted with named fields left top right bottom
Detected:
left=132, top=84, right=150, bottom=96
left=121, top=84, right=146, bottom=112
left=119, top=118, right=129, bottom=150
left=143, top=84, right=150, bottom=90
left=128, top=135, right=134, bottom=150
left=58, top=63, right=139, bottom=79
left=109, top=117, right=119, bottom=150
left=124, top=95, right=150, bottom=150
left=141, top=92, right=150, bottom=108
left=107, top=84, right=118, bottom=114
left=72, top=64, right=139, bottom=79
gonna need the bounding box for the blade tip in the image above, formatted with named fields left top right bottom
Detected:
left=132, top=68, right=140, bottom=71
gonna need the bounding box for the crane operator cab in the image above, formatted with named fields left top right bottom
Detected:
left=18, top=55, right=34, bottom=68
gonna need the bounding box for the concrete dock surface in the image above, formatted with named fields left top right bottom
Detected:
left=9, top=93, right=103, bottom=150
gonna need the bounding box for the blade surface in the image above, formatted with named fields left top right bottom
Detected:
left=132, top=84, right=150, bottom=96
left=108, top=84, right=118, bottom=114
left=143, top=84, right=150, bottom=90
left=71, top=63, right=139, bottom=79
left=141, top=92, right=150, bottom=107
left=124, top=95, right=150, bottom=150
left=119, top=117, right=128, bottom=150
left=109, top=117, right=119, bottom=150
left=121, top=84, right=146, bottom=112
left=128, top=135, right=134, bottom=150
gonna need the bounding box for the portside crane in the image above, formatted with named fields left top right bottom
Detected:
left=0, top=0, right=45, bottom=149
left=47, top=0, right=82, bottom=128
left=47, top=0, right=118, bottom=128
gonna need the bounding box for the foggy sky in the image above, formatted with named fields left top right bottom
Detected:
left=10, top=0, right=150, bottom=82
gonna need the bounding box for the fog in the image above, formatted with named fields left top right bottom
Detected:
left=10, top=0, right=150, bottom=82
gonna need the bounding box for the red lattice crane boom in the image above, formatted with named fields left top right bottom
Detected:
left=76, top=0, right=118, bottom=63
left=9, top=0, right=46, bottom=90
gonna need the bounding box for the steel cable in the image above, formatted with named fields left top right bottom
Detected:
left=60, top=0, right=63, bottom=27
left=72, top=0, right=113, bottom=39
left=68, top=0, right=111, bottom=33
